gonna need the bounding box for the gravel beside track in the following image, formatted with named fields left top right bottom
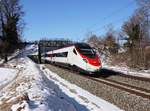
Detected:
left=104, top=75, right=150, bottom=91
left=45, top=64, right=150, bottom=111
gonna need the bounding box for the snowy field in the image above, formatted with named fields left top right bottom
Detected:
left=0, top=45, right=123, bottom=111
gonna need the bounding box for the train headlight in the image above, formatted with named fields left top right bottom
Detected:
left=83, top=59, right=88, bottom=63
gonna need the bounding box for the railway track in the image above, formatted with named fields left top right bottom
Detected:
left=97, top=69, right=150, bottom=91
left=98, top=68, right=150, bottom=82
left=85, top=77, right=150, bottom=99
left=46, top=64, right=150, bottom=100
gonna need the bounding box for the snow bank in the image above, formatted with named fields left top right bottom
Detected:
left=0, top=68, right=18, bottom=89
left=10, top=57, right=78, bottom=111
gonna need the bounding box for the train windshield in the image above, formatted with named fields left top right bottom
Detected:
left=75, top=43, right=96, bottom=58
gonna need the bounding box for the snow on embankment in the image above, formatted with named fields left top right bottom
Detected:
left=0, top=68, right=18, bottom=89
left=9, top=57, right=78, bottom=111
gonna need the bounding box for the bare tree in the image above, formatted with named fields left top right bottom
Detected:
left=136, top=0, right=150, bottom=40
left=122, top=5, right=150, bottom=69
left=136, top=0, right=150, bottom=10
left=103, top=27, right=119, bottom=55
left=0, top=0, right=24, bottom=62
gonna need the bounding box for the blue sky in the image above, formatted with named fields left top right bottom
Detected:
left=21, top=0, right=137, bottom=41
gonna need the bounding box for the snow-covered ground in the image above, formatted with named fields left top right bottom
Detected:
left=103, top=64, right=150, bottom=78
left=0, top=68, right=18, bottom=89
left=0, top=45, right=123, bottom=111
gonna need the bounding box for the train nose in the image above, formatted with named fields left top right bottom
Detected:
left=88, top=58, right=100, bottom=66
left=92, top=60, right=100, bottom=66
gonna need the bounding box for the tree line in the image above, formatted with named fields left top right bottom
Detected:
left=0, top=0, right=23, bottom=62
left=86, top=0, right=150, bottom=69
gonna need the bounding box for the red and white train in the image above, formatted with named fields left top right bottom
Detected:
left=44, top=43, right=102, bottom=74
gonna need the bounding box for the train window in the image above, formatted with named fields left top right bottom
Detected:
left=79, top=49, right=96, bottom=58
left=62, top=52, right=68, bottom=57
left=73, top=49, right=77, bottom=55
left=54, top=52, right=68, bottom=57
left=49, top=54, right=54, bottom=57
left=75, top=43, right=96, bottom=58
left=45, top=54, right=49, bottom=57
left=45, top=54, right=53, bottom=57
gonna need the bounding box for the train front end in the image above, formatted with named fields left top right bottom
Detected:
left=75, top=43, right=102, bottom=74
